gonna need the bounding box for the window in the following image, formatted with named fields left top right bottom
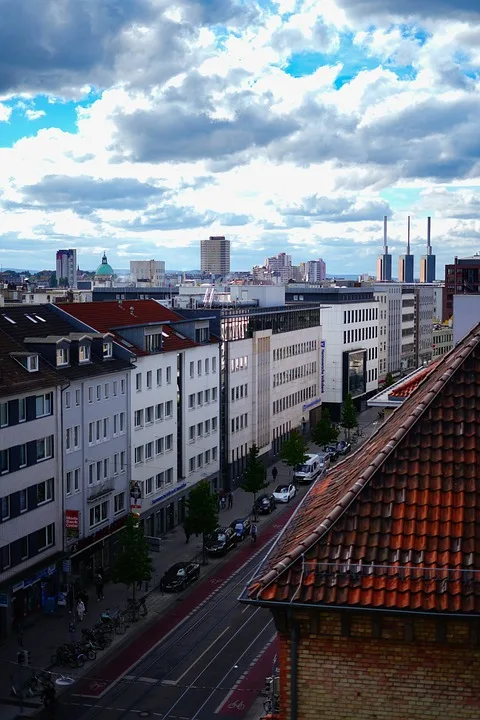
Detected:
left=121, top=379, right=126, bottom=395
left=96, top=384, right=101, bottom=401
left=212, top=446, right=218, bottom=461
left=136, top=373, right=142, bottom=392
left=205, top=449, right=211, bottom=464
left=197, top=391, right=203, bottom=406
left=205, top=358, right=209, bottom=374
left=20, top=536, right=28, bottom=560
left=89, top=501, right=108, bottom=528
left=205, top=389, right=210, bottom=404
left=37, top=478, right=53, bottom=504
left=189, top=425, right=195, bottom=442
left=189, top=457, right=195, bottom=473
left=65, top=391, right=71, bottom=409
left=16, top=442, right=26, bottom=469
left=212, top=387, right=218, bottom=401
left=56, top=347, right=69, bottom=366
left=0, top=402, right=7, bottom=428
left=114, top=454, right=119, bottom=475
left=165, top=400, right=173, bottom=418
left=134, top=446, right=144, bottom=464
left=165, top=434, right=173, bottom=452
left=36, top=436, right=53, bottom=461
left=145, top=476, right=153, bottom=495
left=155, top=403, right=164, bottom=421
left=165, top=468, right=173, bottom=485
left=96, top=461, right=102, bottom=482
left=37, top=524, right=55, bottom=551
left=120, top=412, right=126, bottom=433
left=155, top=438, right=164, bottom=455
left=156, top=369, right=162, bottom=386
left=212, top=417, right=218, bottom=432
left=88, top=386, right=94, bottom=403
left=113, top=381, right=118, bottom=397
left=190, top=362, right=194, bottom=378
left=26, top=354, right=38, bottom=372
left=188, top=394, right=195, bottom=409
left=103, top=419, right=108, bottom=440
left=166, top=366, right=172, bottom=384
left=104, top=383, right=109, bottom=399
left=212, top=357, right=217, bottom=373
left=120, top=451, right=126, bottom=472
left=103, top=458, right=109, bottom=478
left=134, top=409, right=144, bottom=428
left=145, top=405, right=154, bottom=424
left=114, top=492, right=125, bottom=514
left=197, top=422, right=203, bottom=437
left=1, top=496, right=10, bottom=521
left=197, top=453, right=203, bottom=468
left=19, top=488, right=27, bottom=512
left=197, top=360, right=202, bottom=376
left=79, top=344, right=91, bottom=363
left=96, top=420, right=101, bottom=442
left=155, top=472, right=164, bottom=490
left=66, top=427, right=72, bottom=452
left=18, top=398, right=26, bottom=422
left=145, top=442, right=153, bottom=460
left=205, top=419, right=210, bottom=434
left=146, top=370, right=152, bottom=389
left=88, top=422, right=94, bottom=444
left=88, top=464, right=95, bottom=485
left=0, top=450, right=8, bottom=475
left=36, top=393, right=52, bottom=418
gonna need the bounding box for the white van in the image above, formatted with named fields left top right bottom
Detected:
left=294, top=453, right=324, bottom=484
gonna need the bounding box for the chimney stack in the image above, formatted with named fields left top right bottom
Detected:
left=407, top=216, right=411, bottom=255
left=427, top=216, right=431, bottom=254
left=383, top=216, right=388, bottom=252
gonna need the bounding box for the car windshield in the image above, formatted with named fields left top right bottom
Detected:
left=235, top=522, right=243, bottom=532
left=275, top=486, right=288, bottom=493
left=217, top=533, right=226, bottom=542
left=297, top=464, right=311, bottom=473
left=176, top=567, right=186, bottom=577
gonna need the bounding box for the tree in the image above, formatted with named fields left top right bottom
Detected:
left=50, top=272, right=57, bottom=288
left=185, top=480, right=219, bottom=564
left=111, top=514, right=153, bottom=601
left=280, top=430, right=309, bottom=481
left=311, top=407, right=339, bottom=448
left=383, top=372, right=395, bottom=388
left=340, top=393, right=358, bottom=441
left=241, top=444, right=268, bottom=520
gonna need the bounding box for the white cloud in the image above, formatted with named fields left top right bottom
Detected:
left=0, top=103, right=12, bottom=122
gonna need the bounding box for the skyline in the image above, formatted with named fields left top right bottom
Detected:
left=1, top=0, right=480, bottom=272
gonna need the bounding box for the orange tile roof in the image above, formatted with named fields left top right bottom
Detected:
left=247, top=323, right=480, bottom=614
left=389, top=360, right=442, bottom=398
left=58, top=300, right=198, bottom=354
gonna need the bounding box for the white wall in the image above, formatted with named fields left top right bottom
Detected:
left=453, top=295, right=480, bottom=345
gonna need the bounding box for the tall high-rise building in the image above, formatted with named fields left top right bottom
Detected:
left=398, top=216, right=414, bottom=283
left=200, top=236, right=230, bottom=275
left=304, top=258, right=327, bottom=283
left=376, top=216, right=392, bottom=282
left=56, top=249, right=77, bottom=288
left=420, top=216, right=436, bottom=284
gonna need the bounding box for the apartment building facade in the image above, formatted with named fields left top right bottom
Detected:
left=200, top=236, right=230, bottom=275
left=58, top=300, right=221, bottom=536
left=0, top=325, right=63, bottom=640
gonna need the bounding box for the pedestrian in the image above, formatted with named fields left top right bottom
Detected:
left=220, top=494, right=226, bottom=510
left=272, top=466, right=278, bottom=484
left=76, top=598, right=85, bottom=622
left=227, top=492, right=233, bottom=509
left=184, top=521, right=191, bottom=544
left=251, top=522, right=258, bottom=544
left=95, top=573, right=104, bottom=601
left=67, top=586, right=74, bottom=614
left=79, top=590, right=89, bottom=614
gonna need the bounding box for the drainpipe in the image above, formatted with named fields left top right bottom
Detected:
left=290, top=618, right=299, bottom=720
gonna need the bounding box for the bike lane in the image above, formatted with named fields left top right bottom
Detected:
left=73, top=510, right=294, bottom=699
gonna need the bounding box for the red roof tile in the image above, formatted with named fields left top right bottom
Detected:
left=247, top=323, right=480, bottom=614
left=58, top=300, right=198, bottom=354
left=389, top=360, right=442, bottom=398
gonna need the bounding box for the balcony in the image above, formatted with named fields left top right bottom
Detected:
left=87, top=479, right=115, bottom=503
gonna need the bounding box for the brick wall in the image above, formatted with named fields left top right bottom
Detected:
left=275, top=610, right=480, bottom=720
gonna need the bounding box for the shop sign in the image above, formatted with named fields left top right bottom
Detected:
left=302, top=397, right=322, bottom=412
left=320, top=339, right=326, bottom=393
left=130, top=482, right=142, bottom=509
left=152, top=482, right=187, bottom=506
left=62, top=559, right=71, bottom=573
left=65, top=510, right=79, bottom=529
left=12, top=581, right=24, bottom=593
left=0, top=593, right=8, bottom=607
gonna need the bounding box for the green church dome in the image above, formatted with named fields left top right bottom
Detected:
left=95, top=253, right=114, bottom=276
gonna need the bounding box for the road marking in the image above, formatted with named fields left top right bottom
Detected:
left=240, top=605, right=250, bottom=614
left=137, top=676, right=158, bottom=684
left=166, top=626, right=231, bottom=685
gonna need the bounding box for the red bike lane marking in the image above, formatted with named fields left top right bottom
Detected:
left=74, top=508, right=294, bottom=698
left=216, top=638, right=279, bottom=717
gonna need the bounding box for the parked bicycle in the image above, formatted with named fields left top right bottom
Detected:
left=125, top=596, right=148, bottom=623
left=51, top=643, right=87, bottom=668
left=100, top=608, right=128, bottom=635
left=81, top=627, right=111, bottom=649
left=11, top=670, right=53, bottom=699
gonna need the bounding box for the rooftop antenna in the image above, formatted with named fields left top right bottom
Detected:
left=407, top=216, right=411, bottom=255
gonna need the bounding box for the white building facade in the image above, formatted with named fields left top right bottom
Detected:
left=130, top=260, right=165, bottom=286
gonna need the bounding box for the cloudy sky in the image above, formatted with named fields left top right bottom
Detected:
left=1, top=0, right=480, bottom=275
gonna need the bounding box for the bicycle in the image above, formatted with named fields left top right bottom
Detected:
left=125, top=597, right=148, bottom=623
left=264, top=696, right=280, bottom=713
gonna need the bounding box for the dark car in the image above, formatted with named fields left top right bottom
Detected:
left=253, top=493, right=276, bottom=515
left=160, top=561, right=200, bottom=592
left=230, top=516, right=251, bottom=541
left=323, top=445, right=339, bottom=461
left=336, top=440, right=351, bottom=456
left=205, top=527, right=238, bottom=556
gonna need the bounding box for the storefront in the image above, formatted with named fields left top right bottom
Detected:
left=68, top=516, right=126, bottom=585
left=142, top=482, right=188, bottom=539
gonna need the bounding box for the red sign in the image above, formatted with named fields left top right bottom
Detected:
left=65, top=510, right=79, bottom=529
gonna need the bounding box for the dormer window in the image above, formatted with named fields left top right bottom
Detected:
left=195, top=326, right=209, bottom=343
left=27, top=354, right=39, bottom=372
left=145, top=333, right=162, bottom=352
left=11, top=353, right=39, bottom=373
left=103, top=342, right=113, bottom=359
left=79, top=344, right=91, bottom=364
left=56, top=347, right=69, bottom=367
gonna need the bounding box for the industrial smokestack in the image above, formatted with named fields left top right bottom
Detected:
left=407, top=216, right=411, bottom=255
left=427, top=216, right=431, bottom=254
left=383, top=215, right=388, bottom=252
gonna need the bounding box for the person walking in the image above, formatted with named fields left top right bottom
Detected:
left=272, top=466, right=278, bottom=484
left=183, top=520, right=191, bottom=544
left=76, top=598, right=85, bottom=622
left=227, top=492, right=233, bottom=509
left=95, top=573, right=104, bottom=601
left=251, top=522, right=258, bottom=544
left=79, top=590, right=89, bottom=614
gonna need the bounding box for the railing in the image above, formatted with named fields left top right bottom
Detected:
left=87, top=479, right=115, bottom=503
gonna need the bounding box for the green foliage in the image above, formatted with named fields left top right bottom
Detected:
left=111, top=514, right=153, bottom=600
left=50, top=272, right=57, bottom=288
left=340, top=394, right=358, bottom=440
left=311, top=407, right=339, bottom=448
left=241, top=444, right=268, bottom=519
left=383, top=372, right=395, bottom=388
left=280, top=430, right=309, bottom=477
left=185, top=481, right=219, bottom=563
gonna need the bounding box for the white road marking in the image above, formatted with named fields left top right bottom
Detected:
left=137, top=677, right=158, bottom=684
left=166, top=626, right=231, bottom=685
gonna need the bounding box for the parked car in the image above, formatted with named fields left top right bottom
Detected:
left=317, top=452, right=331, bottom=471
left=205, top=527, right=238, bottom=556
left=294, top=454, right=324, bottom=484
left=230, top=517, right=252, bottom=541
left=253, top=493, right=276, bottom=515
left=160, top=561, right=200, bottom=592
left=323, top=445, right=339, bottom=461
left=273, top=483, right=296, bottom=503
left=336, top=440, right=351, bottom=456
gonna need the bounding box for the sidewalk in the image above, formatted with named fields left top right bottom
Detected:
left=0, top=457, right=296, bottom=718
